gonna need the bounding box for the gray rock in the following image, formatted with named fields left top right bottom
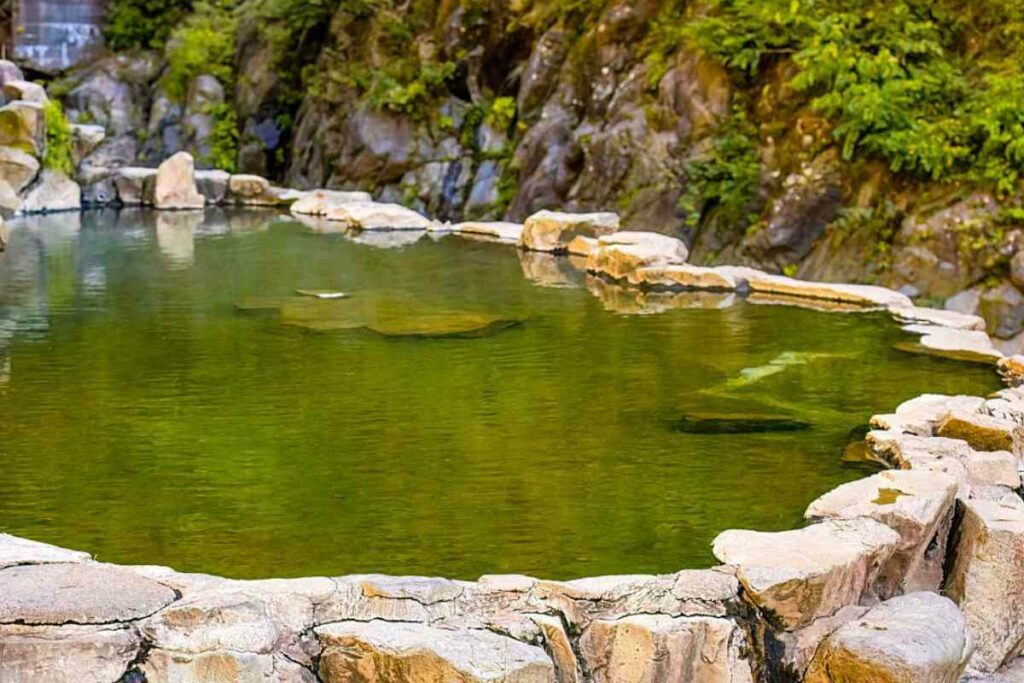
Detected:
left=979, top=281, right=1024, bottom=339
left=113, top=167, right=156, bottom=206
left=0, top=624, right=141, bottom=683
left=195, top=169, right=230, bottom=204
left=0, top=146, right=39, bottom=194
left=521, top=210, right=621, bottom=252
left=0, top=61, right=25, bottom=87
left=0, top=101, right=44, bottom=156
left=20, top=170, right=81, bottom=214
left=153, top=152, right=204, bottom=210
left=0, top=563, right=175, bottom=624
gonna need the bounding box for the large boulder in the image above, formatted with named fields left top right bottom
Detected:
left=2, top=80, right=47, bottom=104
left=804, top=592, right=973, bottom=683
left=0, top=101, right=44, bottom=156
left=0, top=624, right=142, bottom=683
left=0, top=146, right=39, bottom=193
left=937, top=411, right=1021, bottom=454
left=585, top=231, right=690, bottom=281
left=315, top=620, right=555, bottom=682
left=153, top=152, right=204, bottom=210
left=113, top=167, right=156, bottom=206
left=290, top=189, right=373, bottom=216
left=20, top=170, right=81, bottom=214
left=805, top=469, right=958, bottom=594
left=323, top=201, right=431, bottom=230
left=69, top=124, right=105, bottom=166
left=577, top=614, right=753, bottom=683
left=520, top=210, right=620, bottom=252
left=712, top=519, right=900, bottom=629
left=946, top=493, right=1024, bottom=672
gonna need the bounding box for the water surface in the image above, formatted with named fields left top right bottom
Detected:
left=0, top=209, right=998, bottom=579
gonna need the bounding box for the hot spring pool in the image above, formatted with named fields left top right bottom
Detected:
left=0, top=209, right=998, bottom=579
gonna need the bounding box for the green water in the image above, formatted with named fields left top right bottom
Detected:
left=0, top=209, right=998, bottom=580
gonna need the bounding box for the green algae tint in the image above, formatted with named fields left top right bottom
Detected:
left=0, top=210, right=998, bottom=580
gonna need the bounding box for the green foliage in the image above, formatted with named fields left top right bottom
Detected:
left=206, top=102, right=239, bottom=172
left=687, top=0, right=1024, bottom=197
left=104, top=0, right=193, bottom=49
left=43, top=100, right=75, bottom=175
left=163, top=1, right=238, bottom=101
left=677, top=106, right=761, bottom=230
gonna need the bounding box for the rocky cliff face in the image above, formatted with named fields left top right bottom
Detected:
left=51, top=0, right=1024, bottom=348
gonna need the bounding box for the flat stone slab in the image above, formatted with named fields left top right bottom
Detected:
left=440, top=221, right=523, bottom=243
left=898, top=325, right=1004, bottom=364
left=890, top=305, right=987, bottom=331
left=0, top=563, right=176, bottom=625
left=938, top=410, right=1020, bottom=454
left=520, top=210, right=620, bottom=252
left=323, top=201, right=432, bottom=230
left=805, top=592, right=972, bottom=683
left=741, top=272, right=912, bottom=308
left=585, top=231, right=689, bottom=281
left=0, top=534, right=90, bottom=569
left=630, top=264, right=738, bottom=291
left=871, top=393, right=986, bottom=436
left=290, top=189, right=373, bottom=216
left=0, top=623, right=141, bottom=683
left=713, top=519, right=900, bottom=630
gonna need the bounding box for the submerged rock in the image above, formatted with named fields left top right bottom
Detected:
left=671, top=415, right=812, bottom=434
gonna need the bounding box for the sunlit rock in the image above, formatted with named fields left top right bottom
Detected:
left=2, top=80, right=47, bottom=104
left=315, top=620, right=555, bottom=682
left=897, top=325, right=1003, bottom=364
left=142, top=650, right=316, bottom=683
left=0, top=624, right=141, bottom=683
left=805, top=469, right=957, bottom=594
left=69, top=124, right=105, bottom=166
left=442, top=221, right=524, bottom=244
left=0, top=146, right=39, bottom=193
left=713, top=519, right=900, bottom=630
left=0, top=533, right=91, bottom=568
left=585, top=231, right=689, bottom=281
left=870, top=393, right=986, bottom=436
left=998, top=355, right=1024, bottom=387
left=228, top=173, right=283, bottom=206
left=890, top=305, right=987, bottom=331
left=20, top=170, right=81, bottom=214
left=741, top=271, right=913, bottom=308
left=947, top=493, right=1024, bottom=672
left=290, top=189, right=373, bottom=216
left=323, top=201, right=432, bottom=230
left=937, top=410, right=1021, bottom=454
left=520, top=210, right=620, bottom=252
left=630, top=264, right=738, bottom=291
left=804, top=592, right=972, bottom=683
left=154, top=152, right=204, bottom=210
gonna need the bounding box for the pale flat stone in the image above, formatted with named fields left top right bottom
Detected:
left=866, top=431, right=972, bottom=496
left=629, top=264, right=738, bottom=291
left=585, top=231, right=689, bottom=281
left=114, top=167, right=156, bottom=206
left=0, top=146, right=39, bottom=193
left=227, top=174, right=291, bottom=206
left=528, top=614, right=580, bottom=683
left=290, top=189, right=373, bottom=216
left=323, top=201, right=431, bottom=230
left=805, top=469, right=957, bottom=593
left=445, top=221, right=523, bottom=243
left=712, top=519, right=900, bottom=629
left=900, top=325, right=1004, bottom=364
left=154, top=152, right=204, bottom=210
left=315, top=620, right=555, bottom=682
left=0, top=563, right=176, bottom=624
left=578, top=614, right=754, bottom=683
left=870, top=394, right=986, bottom=436
left=742, top=272, right=912, bottom=308
left=0, top=534, right=90, bottom=569
left=566, top=235, right=599, bottom=256
left=804, top=592, right=972, bottom=683
left=69, top=124, right=104, bottom=165
left=0, top=624, right=141, bottom=683
left=998, top=356, right=1024, bottom=387
left=19, top=170, right=81, bottom=214
left=520, top=210, right=620, bottom=252
left=142, top=649, right=316, bottom=682
left=775, top=606, right=870, bottom=678
left=2, top=80, right=46, bottom=104
left=947, top=494, right=1024, bottom=673
left=938, top=410, right=1020, bottom=454
left=890, top=305, right=987, bottom=331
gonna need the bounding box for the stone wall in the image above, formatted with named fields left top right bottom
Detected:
left=13, top=0, right=105, bottom=71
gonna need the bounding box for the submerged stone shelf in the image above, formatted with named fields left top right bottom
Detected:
left=3, top=155, right=1024, bottom=681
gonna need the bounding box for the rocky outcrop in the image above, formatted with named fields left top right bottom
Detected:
left=153, top=152, right=204, bottom=210
left=20, top=171, right=81, bottom=214
left=521, top=210, right=621, bottom=252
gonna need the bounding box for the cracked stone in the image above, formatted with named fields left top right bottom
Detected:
left=0, top=533, right=90, bottom=569
left=0, top=623, right=140, bottom=683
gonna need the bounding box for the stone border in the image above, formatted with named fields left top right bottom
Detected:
left=2, top=158, right=1024, bottom=682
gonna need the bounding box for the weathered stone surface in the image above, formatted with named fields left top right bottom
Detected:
left=0, top=61, right=25, bottom=86
left=314, top=575, right=466, bottom=624
left=154, top=152, right=205, bottom=210
left=142, top=649, right=317, bottom=682
left=70, top=124, right=105, bottom=166
left=444, top=221, right=524, bottom=244
left=999, top=355, right=1024, bottom=387
left=713, top=519, right=900, bottom=629
left=290, top=189, right=373, bottom=216
left=742, top=271, right=913, bottom=308
left=0, top=178, right=20, bottom=214
left=567, top=235, right=599, bottom=257
left=0, top=624, right=141, bottom=683
left=775, top=605, right=870, bottom=679
left=980, top=281, right=1024, bottom=340
left=0, top=101, right=43, bottom=155
left=805, top=469, right=957, bottom=594
left=890, top=305, right=987, bottom=332
left=316, top=620, right=555, bottom=682
left=937, top=410, right=1020, bottom=454
left=322, top=201, right=431, bottom=230
left=114, top=167, right=157, bottom=206
left=0, top=216, right=7, bottom=250
left=2, top=80, right=47, bottom=104
left=520, top=210, right=620, bottom=252
left=585, top=231, right=690, bottom=281
left=0, top=533, right=90, bottom=569
left=870, top=394, right=986, bottom=436
left=578, top=614, right=753, bottom=683
left=947, top=494, right=1024, bottom=673
left=900, top=325, right=1004, bottom=364
left=228, top=173, right=279, bottom=205
left=527, top=614, right=580, bottom=683
left=630, top=264, right=738, bottom=291
left=0, top=562, right=176, bottom=624
left=0, top=146, right=39, bottom=193
left=804, top=592, right=972, bottom=683
left=195, top=169, right=230, bottom=204
left=20, top=170, right=81, bottom=214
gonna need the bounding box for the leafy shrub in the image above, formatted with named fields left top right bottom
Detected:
left=163, top=1, right=238, bottom=101
left=104, top=0, right=193, bottom=50
left=43, top=100, right=75, bottom=175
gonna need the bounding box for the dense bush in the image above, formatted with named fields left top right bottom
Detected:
left=104, top=0, right=193, bottom=50
left=43, top=100, right=75, bottom=175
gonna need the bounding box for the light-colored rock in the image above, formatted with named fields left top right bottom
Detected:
left=775, top=606, right=870, bottom=678
left=629, top=264, right=738, bottom=291
left=290, top=189, right=373, bottom=216
left=0, top=179, right=20, bottom=213
left=947, top=494, right=1024, bottom=672
left=742, top=271, right=913, bottom=308
left=900, top=325, right=1004, bottom=364
left=0, top=215, right=7, bottom=249
left=20, top=170, right=81, bottom=214
left=195, top=169, right=230, bottom=205
left=69, top=124, right=105, bottom=166
left=578, top=614, right=753, bottom=683
left=445, top=221, right=524, bottom=243
left=323, top=201, right=432, bottom=230
left=0, top=61, right=24, bottom=86
left=567, top=235, right=599, bottom=257
left=0, top=101, right=43, bottom=155
left=585, top=231, right=690, bottom=281
left=315, top=620, right=556, bottom=682
left=712, top=519, right=900, bottom=629
left=114, top=167, right=157, bottom=205
left=870, top=393, right=986, bottom=436
left=805, top=469, right=957, bottom=593
left=937, top=410, right=1020, bottom=454
left=0, top=533, right=90, bottom=569
left=0, top=146, right=39, bottom=193
left=0, top=562, right=176, bottom=624
left=228, top=173, right=278, bottom=206
left=0, top=624, right=141, bottom=683
left=2, top=80, right=47, bottom=104
left=520, top=210, right=620, bottom=252
left=804, top=592, right=973, bottom=683
left=891, top=305, right=987, bottom=331
left=154, top=152, right=204, bottom=210
left=527, top=614, right=581, bottom=683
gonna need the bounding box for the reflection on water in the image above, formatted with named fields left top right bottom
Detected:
left=0, top=209, right=999, bottom=580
